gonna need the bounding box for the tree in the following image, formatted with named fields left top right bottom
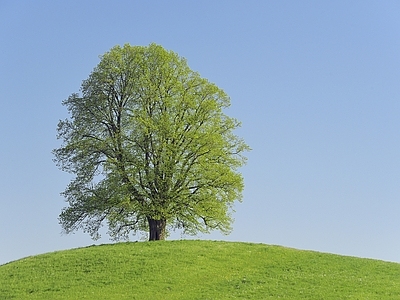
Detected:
left=53, top=43, right=249, bottom=241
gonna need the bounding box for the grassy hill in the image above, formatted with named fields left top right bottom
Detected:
left=1, top=240, right=399, bottom=299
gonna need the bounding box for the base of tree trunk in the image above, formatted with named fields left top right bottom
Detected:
left=148, top=218, right=166, bottom=241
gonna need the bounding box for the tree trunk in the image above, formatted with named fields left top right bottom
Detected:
left=147, top=217, right=166, bottom=241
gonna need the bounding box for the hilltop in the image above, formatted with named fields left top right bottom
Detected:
left=1, top=240, right=399, bottom=299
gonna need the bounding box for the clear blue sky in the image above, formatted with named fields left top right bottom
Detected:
left=1, top=1, right=400, bottom=265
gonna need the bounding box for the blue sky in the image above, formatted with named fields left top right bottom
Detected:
left=1, top=1, right=400, bottom=265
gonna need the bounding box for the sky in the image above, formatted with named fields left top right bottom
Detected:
left=1, top=1, right=400, bottom=265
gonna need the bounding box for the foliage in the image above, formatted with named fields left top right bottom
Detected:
left=53, top=43, right=249, bottom=240
left=1, top=240, right=400, bottom=299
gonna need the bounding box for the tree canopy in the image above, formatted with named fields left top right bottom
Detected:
left=53, top=43, right=249, bottom=241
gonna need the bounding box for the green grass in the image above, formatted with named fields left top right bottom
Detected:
left=1, top=240, right=399, bottom=299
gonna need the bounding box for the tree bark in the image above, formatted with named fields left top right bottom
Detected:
left=147, top=217, right=166, bottom=241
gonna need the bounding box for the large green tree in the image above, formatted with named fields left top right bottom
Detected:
left=54, top=44, right=249, bottom=241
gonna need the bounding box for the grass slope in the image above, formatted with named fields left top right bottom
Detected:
left=1, top=240, right=399, bottom=299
